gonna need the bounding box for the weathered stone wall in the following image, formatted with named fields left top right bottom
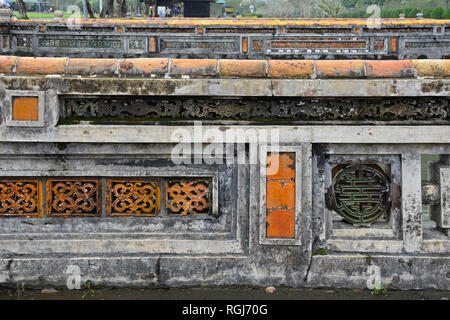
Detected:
left=0, top=57, right=449, bottom=289
left=1, top=18, right=450, bottom=59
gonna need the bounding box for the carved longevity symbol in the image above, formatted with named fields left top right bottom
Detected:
left=107, top=180, right=160, bottom=216
left=0, top=180, right=41, bottom=217
left=331, top=165, right=390, bottom=224
left=166, top=180, right=210, bottom=215
left=47, top=179, right=100, bottom=216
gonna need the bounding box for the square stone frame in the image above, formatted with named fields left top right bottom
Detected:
left=4, top=90, right=45, bottom=127
left=259, top=145, right=303, bottom=246
left=324, top=154, right=402, bottom=240
left=312, top=145, right=405, bottom=254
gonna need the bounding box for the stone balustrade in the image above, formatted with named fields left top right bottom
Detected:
left=0, top=56, right=448, bottom=290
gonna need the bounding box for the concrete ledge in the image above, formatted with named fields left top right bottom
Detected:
left=1, top=57, right=449, bottom=79
left=1, top=76, right=449, bottom=98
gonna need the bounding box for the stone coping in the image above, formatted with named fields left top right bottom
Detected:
left=8, top=17, right=450, bottom=26
left=0, top=57, right=449, bottom=79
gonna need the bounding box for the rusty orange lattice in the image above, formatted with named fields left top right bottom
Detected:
left=166, top=180, right=210, bottom=216
left=0, top=179, right=42, bottom=217
left=106, top=179, right=160, bottom=216
left=46, top=179, right=101, bottom=217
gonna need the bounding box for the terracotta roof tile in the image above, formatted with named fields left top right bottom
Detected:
left=268, top=60, right=314, bottom=79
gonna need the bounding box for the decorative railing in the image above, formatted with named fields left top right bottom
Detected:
left=0, top=57, right=448, bottom=289
left=1, top=18, right=450, bottom=59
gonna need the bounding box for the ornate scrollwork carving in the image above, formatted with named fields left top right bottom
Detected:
left=106, top=180, right=160, bottom=216
left=46, top=179, right=101, bottom=216
left=166, top=180, right=210, bottom=216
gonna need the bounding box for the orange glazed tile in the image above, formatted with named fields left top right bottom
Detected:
left=219, top=59, right=266, bottom=78
left=266, top=211, right=295, bottom=238
left=268, top=60, right=314, bottom=79
left=119, top=58, right=168, bottom=75
left=266, top=180, right=295, bottom=210
left=0, top=56, right=16, bottom=74
left=242, top=37, right=248, bottom=53
left=366, top=60, right=414, bottom=78
left=391, top=37, right=398, bottom=53
left=16, top=57, right=67, bottom=75
left=12, top=96, right=39, bottom=121
left=315, top=60, right=365, bottom=78
left=411, top=60, right=450, bottom=78
left=67, top=58, right=118, bottom=76
left=267, top=152, right=295, bottom=180
left=171, top=59, right=217, bottom=76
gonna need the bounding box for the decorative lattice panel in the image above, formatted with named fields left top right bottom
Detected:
left=166, top=180, right=211, bottom=216
left=46, top=179, right=101, bottom=217
left=0, top=179, right=42, bottom=217
left=331, top=164, right=390, bottom=224
left=106, top=179, right=160, bottom=217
